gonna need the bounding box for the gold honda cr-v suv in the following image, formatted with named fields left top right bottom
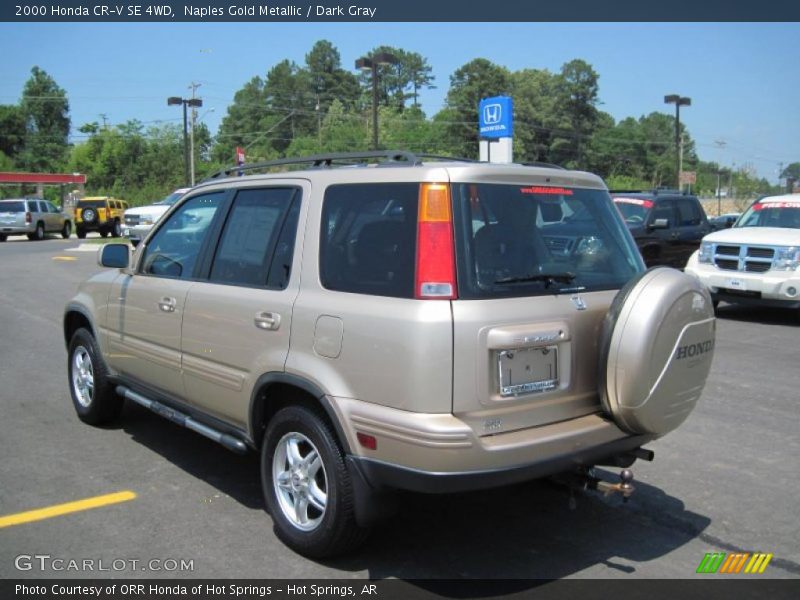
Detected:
left=63, top=151, right=716, bottom=557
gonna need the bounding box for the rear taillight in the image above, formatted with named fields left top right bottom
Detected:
left=25, top=212, right=31, bottom=224
left=415, top=183, right=457, bottom=299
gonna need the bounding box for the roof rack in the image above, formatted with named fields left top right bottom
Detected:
left=206, top=150, right=426, bottom=180
left=204, top=150, right=555, bottom=181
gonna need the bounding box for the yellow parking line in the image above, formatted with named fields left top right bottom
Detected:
left=0, top=490, right=136, bottom=529
left=52, top=256, right=78, bottom=261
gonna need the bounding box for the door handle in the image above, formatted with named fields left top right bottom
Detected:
left=158, top=297, right=177, bottom=313
left=254, top=311, right=281, bottom=331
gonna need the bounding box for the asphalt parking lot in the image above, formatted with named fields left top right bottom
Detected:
left=0, top=235, right=799, bottom=581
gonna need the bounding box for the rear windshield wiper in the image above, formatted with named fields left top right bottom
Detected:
left=494, top=272, right=576, bottom=288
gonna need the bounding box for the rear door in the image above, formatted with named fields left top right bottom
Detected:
left=450, top=182, right=643, bottom=437
left=180, top=184, right=305, bottom=429
left=644, top=199, right=678, bottom=266
left=673, top=197, right=708, bottom=267
left=106, top=191, right=228, bottom=399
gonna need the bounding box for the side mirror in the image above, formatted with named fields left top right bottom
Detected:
left=98, top=243, right=130, bottom=269
left=649, top=218, right=669, bottom=230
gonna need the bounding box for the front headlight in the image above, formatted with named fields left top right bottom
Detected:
left=140, top=215, right=155, bottom=225
left=698, top=241, right=713, bottom=264
left=772, top=246, right=800, bottom=271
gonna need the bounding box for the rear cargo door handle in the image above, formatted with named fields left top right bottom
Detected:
left=158, top=297, right=177, bottom=313
left=254, top=311, right=281, bottom=331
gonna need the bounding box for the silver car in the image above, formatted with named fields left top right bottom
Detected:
left=0, top=198, right=72, bottom=241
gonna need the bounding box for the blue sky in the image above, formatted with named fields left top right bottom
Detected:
left=0, top=22, right=797, bottom=182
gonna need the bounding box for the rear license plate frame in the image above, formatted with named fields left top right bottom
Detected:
left=498, top=346, right=558, bottom=397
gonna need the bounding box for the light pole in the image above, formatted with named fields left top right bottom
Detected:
left=355, top=52, right=398, bottom=150
left=190, top=107, right=214, bottom=186
left=167, top=96, right=203, bottom=186
left=664, top=94, right=691, bottom=189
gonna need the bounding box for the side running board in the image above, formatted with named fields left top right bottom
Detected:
left=116, top=385, right=248, bottom=454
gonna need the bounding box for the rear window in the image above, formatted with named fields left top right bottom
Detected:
left=79, top=200, right=107, bottom=208
left=737, top=200, right=800, bottom=229
left=320, top=183, right=418, bottom=298
left=613, top=197, right=653, bottom=225
left=0, top=201, right=26, bottom=212
left=453, top=184, right=642, bottom=299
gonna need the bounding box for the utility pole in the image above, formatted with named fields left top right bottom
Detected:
left=189, top=82, right=201, bottom=186
left=99, top=114, right=108, bottom=129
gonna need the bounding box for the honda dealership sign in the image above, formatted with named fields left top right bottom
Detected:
left=479, top=96, right=513, bottom=139
left=479, top=96, right=513, bottom=163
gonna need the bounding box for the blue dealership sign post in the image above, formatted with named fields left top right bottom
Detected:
left=479, top=96, right=513, bottom=163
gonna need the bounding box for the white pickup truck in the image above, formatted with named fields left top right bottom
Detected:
left=121, top=188, right=189, bottom=243
left=685, top=194, right=800, bottom=311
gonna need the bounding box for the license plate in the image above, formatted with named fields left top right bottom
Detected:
left=498, top=346, right=558, bottom=396
left=727, top=278, right=746, bottom=291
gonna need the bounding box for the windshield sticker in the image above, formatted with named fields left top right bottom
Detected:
left=754, top=201, right=800, bottom=211
left=519, top=186, right=573, bottom=196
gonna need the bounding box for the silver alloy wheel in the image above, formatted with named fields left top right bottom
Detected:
left=71, top=346, right=94, bottom=408
left=272, top=432, right=328, bottom=531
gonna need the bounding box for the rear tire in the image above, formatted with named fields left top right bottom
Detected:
left=0, top=234, right=6, bottom=242
left=28, top=222, right=45, bottom=241
left=261, top=406, right=368, bottom=558
left=76, top=228, right=86, bottom=239
left=67, top=328, right=123, bottom=425
left=61, top=221, right=72, bottom=239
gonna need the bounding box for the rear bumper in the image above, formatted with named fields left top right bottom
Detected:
left=0, top=225, right=34, bottom=234
left=329, top=396, right=651, bottom=491
left=347, top=431, right=653, bottom=494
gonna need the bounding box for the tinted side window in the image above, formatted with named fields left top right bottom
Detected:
left=676, top=198, right=702, bottom=226
left=209, top=188, right=298, bottom=288
left=650, top=200, right=674, bottom=226
left=320, top=183, right=418, bottom=299
left=140, top=192, right=225, bottom=279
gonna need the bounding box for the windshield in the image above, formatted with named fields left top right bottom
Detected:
left=155, top=191, right=185, bottom=206
left=0, top=201, right=26, bottom=212
left=613, top=197, right=653, bottom=225
left=736, top=200, right=800, bottom=229
left=453, top=184, right=643, bottom=299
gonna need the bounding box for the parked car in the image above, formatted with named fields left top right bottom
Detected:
left=64, top=152, right=716, bottom=557
left=74, top=196, right=128, bottom=239
left=686, top=194, right=800, bottom=311
left=611, top=190, right=711, bottom=268
left=708, top=212, right=741, bottom=231
left=122, top=188, right=190, bottom=242
left=0, top=198, right=72, bottom=241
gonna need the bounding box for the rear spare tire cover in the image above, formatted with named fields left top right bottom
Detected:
left=599, top=267, right=716, bottom=436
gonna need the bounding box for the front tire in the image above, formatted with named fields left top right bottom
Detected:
left=111, top=220, right=122, bottom=237
left=261, top=406, right=368, bottom=558
left=61, top=221, right=72, bottom=239
left=67, top=328, right=123, bottom=425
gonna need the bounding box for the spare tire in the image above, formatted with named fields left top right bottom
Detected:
left=599, top=267, right=716, bottom=436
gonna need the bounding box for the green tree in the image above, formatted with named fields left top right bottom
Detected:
left=212, top=76, right=266, bottom=163
left=551, top=59, right=600, bottom=169
left=357, top=46, right=435, bottom=110
left=0, top=104, right=26, bottom=161
left=19, top=67, right=71, bottom=172
left=443, top=58, right=512, bottom=158
left=305, top=40, right=361, bottom=114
